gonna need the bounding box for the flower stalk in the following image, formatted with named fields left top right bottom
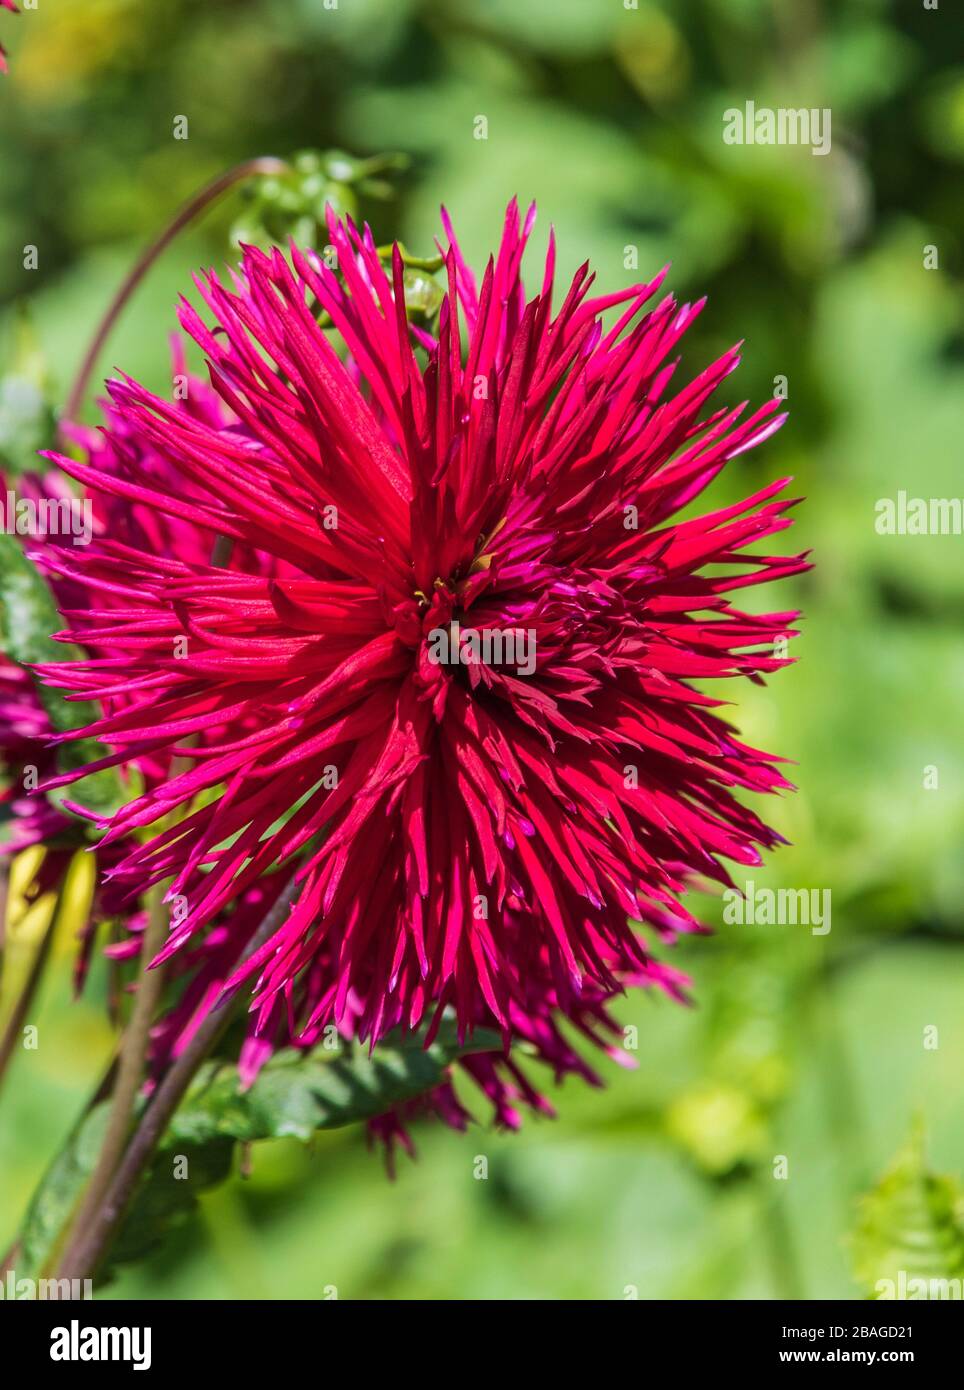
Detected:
left=55, top=872, right=299, bottom=1284
left=60, top=157, right=290, bottom=433
left=54, top=880, right=170, bottom=1271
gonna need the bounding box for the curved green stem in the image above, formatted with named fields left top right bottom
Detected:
left=60, top=156, right=290, bottom=433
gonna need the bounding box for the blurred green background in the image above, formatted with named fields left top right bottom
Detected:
left=1, top=0, right=963, bottom=1299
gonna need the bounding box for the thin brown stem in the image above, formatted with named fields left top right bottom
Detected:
left=54, top=882, right=170, bottom=1264
left=60, top=156, right=290, bottom=433
left=53, top=741, right=199, bottom=1266
left=56, top=871, right=299, bottom=1283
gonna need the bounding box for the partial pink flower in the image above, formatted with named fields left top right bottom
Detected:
left=40, top=201, right=808, bottom=1089
left=0, top=467, right=93, bottom=860
left=0, top=654, right=69, bottom=854
left=0, top=352, right=280, bottom=990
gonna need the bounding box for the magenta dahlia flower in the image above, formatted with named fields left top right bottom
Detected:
left=39, top=201, right=807, bottom=1108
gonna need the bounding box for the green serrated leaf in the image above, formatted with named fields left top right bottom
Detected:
left=850, top=1123, right=964, bottom=1297
left=172, top=1023, right=502, bottom=1145
left=16, top=1023, right=502, bottom=1281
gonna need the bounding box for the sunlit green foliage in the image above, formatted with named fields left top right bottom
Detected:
left=0, top=0, right=961, bottom=1299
